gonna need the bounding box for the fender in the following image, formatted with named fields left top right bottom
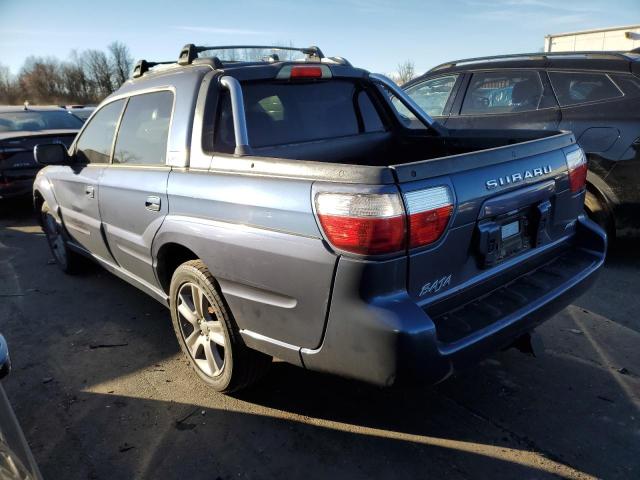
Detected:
left=152, top=214, right=337, bottom=356
left=586, top=164, right=619, bottom=210
left=32, top=171, right=62, bottom=223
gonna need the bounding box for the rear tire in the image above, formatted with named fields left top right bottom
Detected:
left=169, top=260, right=271, bottom=393
left=40, top=202, right=85, bottom=274
left=584, top=190, right=614, bottom=240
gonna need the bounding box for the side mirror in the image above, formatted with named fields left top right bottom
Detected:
left=0, top=335, right=10, bottom=380
left=34, top=143, right=71, bottom=166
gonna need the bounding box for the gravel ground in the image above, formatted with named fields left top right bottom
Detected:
left=1, top=199, right=638, bottom=480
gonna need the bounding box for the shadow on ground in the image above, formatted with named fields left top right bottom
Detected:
left=0, top=204, right=638, bottom=479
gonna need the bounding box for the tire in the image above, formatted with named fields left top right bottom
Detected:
left=169, top=260, right=271, bottom=393
left=584, top=190, right=614, bottom=239
left=40, top=202, right=85, bottom=274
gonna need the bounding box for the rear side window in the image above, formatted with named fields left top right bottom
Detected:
left=75, top=99, right=125, bottom=164
left=404, top=74, right=458, bottom=116
left=461, top=71, right=543, bottom=114
left=549, top=71, right=623, bottom=106
left=113, top=91, right=173, bottom=165
left=214, top=80, right=384, bottom=151
left=610, top=74, right=640, bottom=96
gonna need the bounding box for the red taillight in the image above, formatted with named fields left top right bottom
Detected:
left=315, top=192, right=406, bottom=255
left=404, top=186, right=454, bottom=248
left=290, top=66, right=323, bottom=79
left=315, top=186, right=455, bottom=256
left=566, top=148, right=587, bottom=193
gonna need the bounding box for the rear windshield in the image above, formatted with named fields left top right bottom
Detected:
left=215, top=80, right=384, bottom=152
left=0, top=110, right=83, bottom=132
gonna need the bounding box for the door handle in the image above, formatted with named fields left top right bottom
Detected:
left=145, top=196, right=161, bottom=212
left=85, top=185, right=95, bottom=198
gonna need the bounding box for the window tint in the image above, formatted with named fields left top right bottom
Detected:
left=113, top=91, right=173, bottom=165
left=76, top=100, right=125, bottom=164
left=610, top=74, right=640, bottom=96
left=404, top=75, right=458, bottom=116
left=214, top=80, right=384, bottom=151
left=358, top=90, right=384, bottom=132
left=462, top=71, right=543, bottom=114
left=549, top=71, right=623, bottom=106
left=214, top=92, right=235, bottom=154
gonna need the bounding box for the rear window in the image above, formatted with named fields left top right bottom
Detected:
left=0, top=110, right=83, bottom=132
left=214, top=80, right=384, bottom=152
left=549, top=71, right=623, bottom=106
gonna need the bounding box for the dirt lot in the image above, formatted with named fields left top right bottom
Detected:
left=1, top=199, right=638, bottom=480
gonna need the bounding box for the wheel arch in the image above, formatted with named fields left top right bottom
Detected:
left=155, top=242, right=200, bottom=294
left=32, top=175, right=60, bottom=224
left=585, top=168, right=617, bottom=233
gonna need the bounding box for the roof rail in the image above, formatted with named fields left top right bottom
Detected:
left=132, top=60, right=175, bottom=78
left=178, top=44, right=325, bottom=66
left=429, top=50, right=636, bottom=72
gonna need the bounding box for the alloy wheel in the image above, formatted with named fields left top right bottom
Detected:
left=176, top=282, right=226, bottom=377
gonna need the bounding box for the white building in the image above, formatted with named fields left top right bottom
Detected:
left=545, top=25, right=640, bottom=52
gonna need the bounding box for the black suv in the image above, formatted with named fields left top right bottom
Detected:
left=403, top=50, right=640, bottom=240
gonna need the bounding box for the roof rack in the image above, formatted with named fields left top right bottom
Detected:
left=178, top=44, right=325, bottom=66
left=131, top=44, right=341, bottom=79
left=429, top=50, right=637, bottom=72
left=132, top=60, right=175, bottom=78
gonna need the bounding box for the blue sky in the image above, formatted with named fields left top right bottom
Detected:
left=1, top=0, right=638, bottom=75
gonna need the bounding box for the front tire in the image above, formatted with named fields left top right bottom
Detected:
left=40, top=202, right=84, bottom=274
left=169, top=260, right=271, bottom=393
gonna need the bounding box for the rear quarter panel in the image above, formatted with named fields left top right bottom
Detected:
left=156, top=169, right=337, bottom=351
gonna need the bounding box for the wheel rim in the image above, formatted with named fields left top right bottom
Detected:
left=176, top=282, right=226, bottom=377
left=43, top=213, right=67, bottom=266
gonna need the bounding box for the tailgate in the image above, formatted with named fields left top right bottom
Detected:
left=393, top=132, right=586, bottom=302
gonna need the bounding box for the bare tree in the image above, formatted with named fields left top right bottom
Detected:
left=0, top=64, right=20, bottom=104
left=18, top=56, right=66, bottom=104
left=108, top=41, right=133, bottom=87
left=394, top=60, right=416, bottom=85
left=83, top=49, right=114, bottom=98
left=59, top=51, right=96, bottom=103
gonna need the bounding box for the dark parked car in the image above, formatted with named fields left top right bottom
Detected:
left=0, top=335, right=42, bottom=480
left=63, top=105, right=96, bottom=123
left=402, top=49, right=640, bottom=240
left=0, top=106, right=82, bottom=200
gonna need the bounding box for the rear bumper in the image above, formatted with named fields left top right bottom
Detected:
left=301, top=216, right=606, bottom=387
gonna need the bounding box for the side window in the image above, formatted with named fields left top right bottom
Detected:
left=113, top=91, right=173, bottom=165
left=611, top=74, right=640, bottom=96
left=75, top=100, right=125, bottom=164
left=549, top=72, right=623, bottom=106
left=461, top=71, right=543, bottom=114
left=357, top=90, right=384, bottom=132
left=404, top=75, right=458, bottom=117
left=214, top=92, right=235, bottom=154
